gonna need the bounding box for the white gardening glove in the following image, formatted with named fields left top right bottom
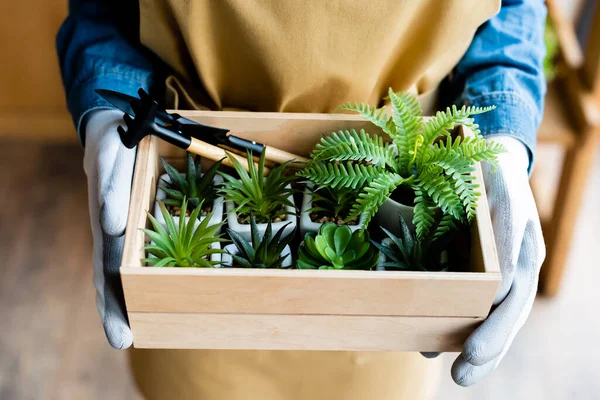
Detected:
left=84, top=109, right=136, bottom=349
left=451, top=136, right=546, bottom=386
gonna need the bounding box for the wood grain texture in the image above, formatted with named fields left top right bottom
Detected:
left=129, top=313, right=483, bottom=351
left=122, top=268, right=500, bottom=317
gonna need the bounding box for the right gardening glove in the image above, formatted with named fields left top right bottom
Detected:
left=84, top=109, right=136, bottom=349
left=450, top=135, right=546, bottom=386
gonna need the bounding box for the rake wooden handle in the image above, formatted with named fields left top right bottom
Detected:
left=187, top=138, right=270, bottom=174
left=264, top=146, right=308, bottom=165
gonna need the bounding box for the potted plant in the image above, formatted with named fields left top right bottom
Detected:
left=219, top=149, right=297, bottom=241
left=223, top=213, right=295, bottom=268
left=298, top=89, right=504, bottom=239
left=155, top=153, right=224, bottom=231
left=299, top=184, right=368, bottom=235
left=297, top=222, right=380, bottom=270
left=370, top=213, right=451, bottom=272
left=142, top=198, right=226, bottom=267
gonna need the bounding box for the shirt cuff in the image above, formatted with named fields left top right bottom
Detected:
left=66, top=72, right=153, bottom=146
left=461, top=92, right=538, bottom=174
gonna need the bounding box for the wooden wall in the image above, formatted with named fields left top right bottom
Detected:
left=0, top=0, right=75, bottom=141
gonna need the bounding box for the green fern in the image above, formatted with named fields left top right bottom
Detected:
left=337, top=102, right=392, bottom=134
left=348, top=173, right=413, bottom=227
left=310, top=129, right=396, bottom=168
left=298, top=161, right=383, bottom=190
left=298, top=88, right=504, bottom=239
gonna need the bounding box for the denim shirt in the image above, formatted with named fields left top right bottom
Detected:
left=57, top=0, right=546, bottom=171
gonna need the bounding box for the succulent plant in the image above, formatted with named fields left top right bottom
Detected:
left=219, top=148, right=297, bottom=223
left=297, top=222, right=379, bottom=270
left=142, top=198, right=226, bottom=267
left=160, top=152, right=223, bottom=213
left=370, top=213, right=449, bottom=271
left=298, top=89, right=504, bottom=239
left=226, top=213, right=295, bottom=268
left=306, top=185, right=361, bottom=223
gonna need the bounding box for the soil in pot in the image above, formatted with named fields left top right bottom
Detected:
left=309, top=211, right=359, bottom=226
left=166, top=203, right=212, bottom=219
left=237, top=207, right=289, bottom=224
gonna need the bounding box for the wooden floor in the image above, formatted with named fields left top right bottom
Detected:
left=0, top=142, right=140, bottom=400
left=1, top=140, right=599, bottom=400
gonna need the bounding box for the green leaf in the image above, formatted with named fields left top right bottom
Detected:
left=337, top=102, right=392, bottom=134
left=333, top=225, right=351, bottom=254
left=348, top=172, right=412, bottom=228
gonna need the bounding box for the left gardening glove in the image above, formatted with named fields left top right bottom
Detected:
left=451, top=135, right=546, bottom=386
left=84, top=109, right=136, bottom=349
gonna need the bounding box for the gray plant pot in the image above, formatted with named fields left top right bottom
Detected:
left=374, top=198, right=416, bottom=236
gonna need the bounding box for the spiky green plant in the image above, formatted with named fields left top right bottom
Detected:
left=160, top=153, right=223, bottom=213
left=297, top=222, right=379, bottom=270
left=298, top=88, right=504, bottom=239
left=219, top=148, right=297, bottom=224
left=370, top=213, right=451, bottom=271
left=306, top=185, right=361, bottom=223
left=226, top=213, right=295, bottom=268
left=142, top=198, right=226, bottom=267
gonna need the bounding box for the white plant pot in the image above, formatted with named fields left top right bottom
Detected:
left=154, top=173, right=224, bottom=233
left=221, top=243, right=292, bottom=268
left=147, top=241, right=223, bottom=264
left=374, top=198, right=416, bottom=236
left=299, top=184, right=367, bottom=236
left=225, top=183, right=296, bottom=241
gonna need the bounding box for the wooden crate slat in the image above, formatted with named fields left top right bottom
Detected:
left=129, top=312, right=482, bottom=351
left=121, top=268, right=499, bottom=317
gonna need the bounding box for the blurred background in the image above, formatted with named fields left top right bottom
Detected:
left=0, top=0, right=599, bottom=399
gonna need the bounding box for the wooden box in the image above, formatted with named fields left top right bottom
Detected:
left=121, top=111, right=501, bottom=351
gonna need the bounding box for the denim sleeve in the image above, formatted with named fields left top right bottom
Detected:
left=56, top=0, right=157, bottom=144
left=448, top=0, right=547, bottom=172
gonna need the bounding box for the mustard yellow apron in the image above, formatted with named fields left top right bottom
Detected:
left=131, top=1, right=499, bottom=399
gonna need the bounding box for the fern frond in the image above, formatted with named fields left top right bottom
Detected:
left=388, top=89, right=423, bottom=137
left=452, top=136, right=505, bottom=166
left=416, top=166, right=465, bottom=221
left=420, top=140, right=482, bottom=222
left=387, top=89, right=423, bottom=173
left=348, top=172, right=412, bottom=228
left=417, top=104, right=496, bottom=162
left=413, top=187, right=436, bottom=239
left=338, top=102, right=392, bottom=134
left=421, top=138, right=474, bottom=180
left=298, top=161, right=383, bottom=190
left=434, top=213, right=459, bottom=240
left=310, top=129, right=397, bottom=168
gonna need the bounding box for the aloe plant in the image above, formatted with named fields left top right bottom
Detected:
left=298, top=89, right=504, bottom=239
left=142, top=198, right=226, bottom=267
left=160, top=153, right=223, bottom=214
left=219, top=148, right=297, bottom=223
left=306, top=185, right=361, bottom=224
left=226, top=213, right=295, bottom=268
left=297, top=222, right=379, bottom=270
left=370, top=213, right=450, bottom=271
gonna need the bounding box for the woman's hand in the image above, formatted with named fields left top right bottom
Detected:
left=451, top=136, right=546, bottom=386
left=84, top=109, right=136, bottom=349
